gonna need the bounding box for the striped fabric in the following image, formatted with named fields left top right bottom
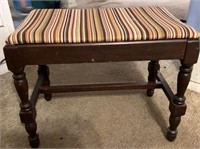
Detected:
left=7, top=6, right=198, bottom=45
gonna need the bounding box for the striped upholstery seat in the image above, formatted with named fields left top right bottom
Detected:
left=7, top=6, right=198, bottom=45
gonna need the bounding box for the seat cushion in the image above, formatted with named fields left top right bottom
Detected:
left=7, top=6, right=198, bottom=45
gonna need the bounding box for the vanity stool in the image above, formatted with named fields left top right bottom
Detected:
left=4, top=6, right=199, bottom=148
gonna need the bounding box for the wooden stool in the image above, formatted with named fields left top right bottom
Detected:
left=4, top=6, right=199, bottom=148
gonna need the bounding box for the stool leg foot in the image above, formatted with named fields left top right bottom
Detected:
left=166, top=128, right=177, bottom=142
left=146, top=89, right=154, bottom=97
left=25, top=123, right=40, bottom=148
left=166, top=62, right=193, bottom=141
left=44, top=93, right=52, bottom=101
left=28, top=134, right=40, bottom=148
left=147, top=60, right=160, bottom=97
left=38, top=65, right=52, bottom=101
left=13, top=70, right=40, bottom=148
left=166, top=115, right=180, bottom=141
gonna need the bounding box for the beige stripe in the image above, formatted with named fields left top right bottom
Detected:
left=72, top=9, right=78, bottom=42
left=81, top=9, right=86, bottom=42
left=75, top=9, right=81, bottom=42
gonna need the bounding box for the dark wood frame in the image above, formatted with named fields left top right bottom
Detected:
left=3, top=39, right=199, bottom=148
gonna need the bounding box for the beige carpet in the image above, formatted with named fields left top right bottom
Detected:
left=0, top=60, right=200, bottom=148
left=1, top=0, right=200, bottom=148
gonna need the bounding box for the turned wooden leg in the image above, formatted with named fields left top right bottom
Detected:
left=38, top=65, right=52, bottom=101
left=13, top=70, right=40, bottom=148
left=147, top=60, right=160, bottom=97
left=166, top=62, right=193, bottom=141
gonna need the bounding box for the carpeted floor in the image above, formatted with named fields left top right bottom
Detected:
left=1, top=0, right=200, bottom=148
left=62, top=0, right=190, bottom=20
